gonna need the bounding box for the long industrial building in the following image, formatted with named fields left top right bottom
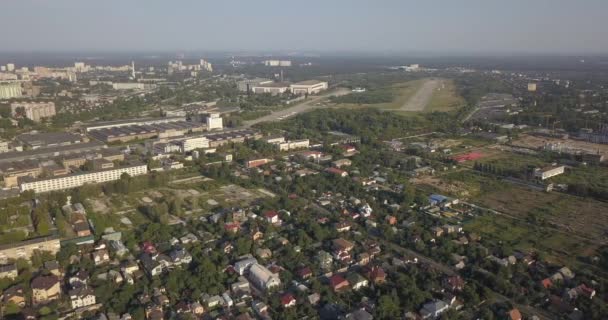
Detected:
left=87, top=120, right=206, bottom=143
left=203, top=129, right=262, bottom=148
left=148, top=129, right=261, bottom=155
left=251, top=82, right=291, bottom=95
left=290, top=80, right=328, bottom=95
left=19, top=164, right=148, bottom=193
left=0, top=141, right=106, bottom=164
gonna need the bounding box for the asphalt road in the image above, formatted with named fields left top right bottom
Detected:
left=400, top=79, right=441, bottom=111
left=243, top=88, right=350, bottom=127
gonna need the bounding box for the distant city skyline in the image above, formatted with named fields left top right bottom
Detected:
left=1, top=0, right=608, bottom=54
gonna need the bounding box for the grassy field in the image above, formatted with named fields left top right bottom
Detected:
left=331, top=80, right=424, bottom=110
left=472, top=184, right=608, bottom=246
left=331, top=78, right=465, bottom=114
left=464, top=214, right=598, bottom=266
left=424, top=79, right=466, bottom=112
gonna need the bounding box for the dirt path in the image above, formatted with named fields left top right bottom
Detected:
left=243, top=88, right=350, bottom=127
left=400, top=79, right=441, bottom=111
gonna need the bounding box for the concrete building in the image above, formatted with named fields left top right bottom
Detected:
left=206, top=113, right=223, bottom=130
left=0, top=160, right=43, bottom=187
left=534, top=165, right=565, bottom=180
left=237, top=78, right=273, bottom=92
left=0, top=236, right=61, bottom=264
left=290, top=80, right=328, bottom=95
left=251, top=82, right=291, bottom=95
left=0, top=140, right=8, bottom=153
left=11, top=101, right=56, bottom=122
left=180, top=136, right=210, bottom=152
left=73, top=62, right=88, bottom=73
left=262, top=136, right=285, bottom=144
left=528, top=83, right=537, bottom=92
left=200, top=59, right=213, bottom=72
left=0, top=142, right=106, bottom=165
left=204, top=129, right=262, bottom=148
left=6, top=64, right=15, bottom=72
left=263, top=60, right=291, bottom=67
left=19, top=164, right=147, bottom=193
left=0, top=81, right=22, bottom=99
left=34, top=67, right=77, bottom=82
left=87, top=119, right=205, bottom=143
left=17, top=132, right=86, bottom=149
left=112, top=82, right=153, bottom=90
left=276, top=139, right=310, bottom=151
left=247, top=263, right=281, bottom=291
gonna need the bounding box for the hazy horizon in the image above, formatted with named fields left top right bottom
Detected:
left=1, top=0, right=608, bottom=54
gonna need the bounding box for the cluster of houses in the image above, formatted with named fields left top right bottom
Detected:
left=0, top=260, right=100, bottom=317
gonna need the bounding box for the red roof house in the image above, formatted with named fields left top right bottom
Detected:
left=329, top=274, right=350, bottom=292
left=281, top=293, right=296, bottom=308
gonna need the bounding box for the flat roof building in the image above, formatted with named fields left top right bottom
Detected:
left=290, top=80, right=328, bottom=96
left=16, top=132, right=86, bottom=149
left=0, top=235, right=61, bottom=264
left=251, top=82, right=291, bottom=95
left=534, top=165, right=565, bottom=180
left=0, top=141, right=106, bottom=164
left=0, top=81, right=22, bottom=99
left=19, top=164, right=147, bottom=193
left=237, top=78, right=273, bottom=92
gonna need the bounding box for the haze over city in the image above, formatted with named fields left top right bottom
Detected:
left=0, top=2, right=608, bottom=320
left=1, top=0, right=608, bottom=54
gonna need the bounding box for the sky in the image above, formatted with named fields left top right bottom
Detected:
left=1, top=0, right=607, bottom=54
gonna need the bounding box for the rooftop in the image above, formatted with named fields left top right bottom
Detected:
left=0, top=141, right=105, bottom=164
left=292, top=80, right=326, bottom=86
left=17, top=132, right=84, bottom=147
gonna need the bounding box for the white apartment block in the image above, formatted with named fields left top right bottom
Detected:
left=10, top=101, right=56, bottom=122
left=290, top=80, right=328, bottom=95
left=0, top=82, right=22, bottom=99
left=19, top=164, right=148, bottom=193
left=206, top=113, right=223, bottom=130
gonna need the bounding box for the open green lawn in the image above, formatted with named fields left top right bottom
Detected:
left=332, top=79, right=424, bottom=110
left=425, top=79, right=466, bottom=112
left=331, top=78, right=465, bottom=114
